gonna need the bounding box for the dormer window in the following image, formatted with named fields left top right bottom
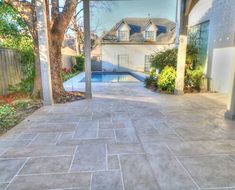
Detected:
left=118, top=31, right=129, bottom=41
left=116, top=21, right=130, bottom=42
left=145, top=31, right=155, bottom=41
left=144, top=21, right=157, bottom=41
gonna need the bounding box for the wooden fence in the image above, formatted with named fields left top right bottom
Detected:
left=0, top=48, right=22, bottom=96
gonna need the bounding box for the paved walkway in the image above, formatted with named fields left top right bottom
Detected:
left=1, top=82, right=235, bottom=190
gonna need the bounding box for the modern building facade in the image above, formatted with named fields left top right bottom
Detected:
left=176, top=0, right=235, bottom=119
left=100, top=18, right=176, bottom=72
left=187, top=0, right=235, bottom=93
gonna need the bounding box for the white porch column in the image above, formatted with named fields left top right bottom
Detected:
left=35, top=0, right=54, bottom=105
left=175, top=0, right=188, bottom=95
left=225, top=62, right=235, bottom=120
left=83, top=0, right=92, bottom=99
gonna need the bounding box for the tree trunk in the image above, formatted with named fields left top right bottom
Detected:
left=75, top=31, right=81, bottom=54
left=32, top=38, right=42, bottom=98
left=49, top=34, right=66, bottom=102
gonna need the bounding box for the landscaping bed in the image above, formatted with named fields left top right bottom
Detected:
left=0, top=93, right=42, bottom=135
left=144, top=45, right=207, bottom=94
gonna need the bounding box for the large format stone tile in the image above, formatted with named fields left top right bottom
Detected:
left=25, top=123, right=76, bottom=133
left=167, top=140, right=235, bottom=156
left=29, top=133, right=60, bottom=146
left=175, top=126, right=228, bottom=141
left=71, top=144, right=106, bottom=171
left=19, top=156, right=72, bottom=174
left=0, top=183, right=8, bottom=190
left=1, top=145, right=75, bottom=158
left=147, top=154, right=197, bottom=190
left=133, top=119, right=158, bottom=136
left=120, top=154, right=160, bottom=190
left=0, top=158, right=26, bottom=183
left=17, top=133, right=37, bottom=140
left=108, top=155, right=119, bottom=170
left=0, top=148, right=7, bottom=157
left=0, top=140, right=31, bottom=149
left=6, top=172, right=91, bottom=190
left=98, top=129, right=115, bottom=138
left=179, top=155, right=235, bottom=188
left=115, top=128, right=139, bottom=143
left=74, top=121, right=98, bottom=139
left=91, top=171, right=123, bottom=190
left=107, top=143, right=144, bottom=154
left=99, top=123, right=126, bottom=129
left=142, top=142, right=197, bottom=190
left=139, top=133, right=182, bottom=143
left=142, top=142, right=172, bottom=158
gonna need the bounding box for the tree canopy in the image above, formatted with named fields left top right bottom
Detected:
left=0, top=2, right=33, bottom=51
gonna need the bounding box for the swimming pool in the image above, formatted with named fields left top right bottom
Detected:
left=80, top=72, right=140, bottom=83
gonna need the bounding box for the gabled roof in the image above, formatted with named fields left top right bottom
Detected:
left=114, top=19, right=131, bottom=31
left=101, top=17, right=176, bottom=44
left=143, top=20, right=158, bottom=31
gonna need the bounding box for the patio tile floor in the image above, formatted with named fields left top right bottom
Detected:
left=0, top=83, right=235, bottom=190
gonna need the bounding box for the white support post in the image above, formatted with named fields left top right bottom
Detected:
left=83, top=0, right=92, bottom=99
left=35, top=0, right=54, bottom=105
left=175, top=0, right=188, bottom=95
left=225, top=61, right=235, bottom=120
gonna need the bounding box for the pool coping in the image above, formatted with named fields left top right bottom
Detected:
left=63, top=71, right=148, bottom=91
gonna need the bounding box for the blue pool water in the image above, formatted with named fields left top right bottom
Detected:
left=81, top=72, right=140, bottom=83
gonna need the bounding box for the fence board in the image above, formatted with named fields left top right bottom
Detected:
left=0, top=48, right=22, bottom=96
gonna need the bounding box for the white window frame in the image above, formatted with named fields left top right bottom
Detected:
left=145, top=31, right=155, bottom=41
left=118, top=31, right=129, bottom=41
left=144, top=55, right=151, bottom=72
left=118, top=55, right=129, bottom=67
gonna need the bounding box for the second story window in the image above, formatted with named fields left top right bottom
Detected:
left=118, top=31, right=129, bottom=41
left=145, top=31, right=155, bottom=41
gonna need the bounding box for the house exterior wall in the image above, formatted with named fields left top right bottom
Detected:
left=101, top=44, right=173, bottom=72
left=188, top=0, right=235, bottom=93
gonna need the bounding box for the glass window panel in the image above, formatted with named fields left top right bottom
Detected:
left=188, top=21, right=209, bottom=68
left=144, top=55, right=151, bottom=72
left=145, top=31, right=155, bottom=41
left=118, top=31, right=129, bottom=41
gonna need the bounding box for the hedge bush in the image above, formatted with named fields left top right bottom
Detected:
left=151, top=48, right=177, bottom=72
left=157, top=66, right=176, bottom=93
left=73, top=55, right=85, bottom=72
left=144, top=75, right=157, bottom=88
left=185, top=67, right=204, bottom=91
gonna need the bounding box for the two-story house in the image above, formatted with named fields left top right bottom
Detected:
left=100, top=18, right=176, bottom=72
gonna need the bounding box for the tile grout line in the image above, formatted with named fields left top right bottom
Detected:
left=89, top=172, right=93, bottom=190
left=0, top=154, right=73, bottom=160
left=4, top=157, right=29, bottom=190
left=68, top=146, right=78, bottom=173
left=118, top=154, right=125, bottom=190
left=106, top=144, right=108, bottom=170
left=26, top=133, right=39, bottom=147
left=165, top=143, right=201, bottom=189
left=97, top=120, right=100, bottom=138
left=55, top=133, right=63, bottom=145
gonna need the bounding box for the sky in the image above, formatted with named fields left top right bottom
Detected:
left=90, top=0, right=177, bottom=36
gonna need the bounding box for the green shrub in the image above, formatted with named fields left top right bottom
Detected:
left=185, top=67, right=204, bottom=91
left=144, top=75, right=157, bottom=88
left=9, top=49, right=35, bottom=94
left=13, top=101, right=28, bottom=110
left=151, top=48, right=177, bottom=72
left=150, top=45, right=199, bottom=72
left=157, top=66, right=176, bottom=93
left=73, top=55, right=85, bottom=72
left=186, top=44, right=199, bottom=69
left=0, top=104, right=18, bottom=132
